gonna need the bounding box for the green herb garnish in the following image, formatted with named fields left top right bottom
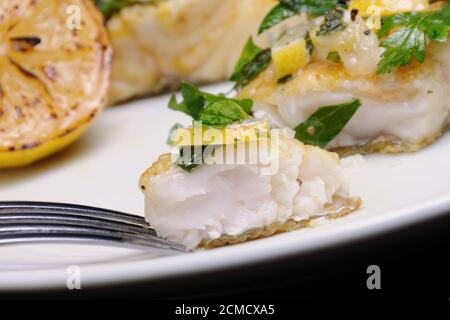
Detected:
left=258, top=4, right=298, bottom=35
left=230, top=38, right=272, bottom=89
left=376, top=2, right=450, bottom=74
left=294, top=99, right=361, bottom=147
left=327, top=51, right=342, bottom=63
left=199, top=100, right=251, bottom=128
left=169, top=85, right=361, bottom=168
left=176, top=145, right=206, bottom=172
left=169, top=82, right=253, bottom=122
left=168, top=83, right=253, bottom=172
left=305, top=32, right=314, bottom=54
left=231, top=38, right=265, bottom=82
left=258, top=0, right=342, bottom=34
left=316, top=4, right=348, bottom=36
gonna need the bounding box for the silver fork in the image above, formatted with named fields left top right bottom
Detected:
left=0, top=202, right=186, bottom=255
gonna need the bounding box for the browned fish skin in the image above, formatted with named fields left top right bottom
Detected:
left=330, top=134, right=447, bottom=157
left=200, top=196, right=361, bottom=249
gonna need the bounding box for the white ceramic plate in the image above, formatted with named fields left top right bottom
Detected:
left=1, top=83, right=450, bottom=291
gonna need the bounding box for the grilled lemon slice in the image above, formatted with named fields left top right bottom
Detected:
left=0, top=0, right=112, bottom=168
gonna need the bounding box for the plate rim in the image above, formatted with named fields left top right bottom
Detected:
left=1, top=193, right=449, bottom=291
left=1, top=82, right=449, bottom=291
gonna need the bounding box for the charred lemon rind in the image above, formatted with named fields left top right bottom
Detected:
left=0, top=122, right=90, bottom=169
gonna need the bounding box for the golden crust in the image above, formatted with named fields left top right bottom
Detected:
left=331, top=130, right=447, bottom=157
left=139, top=153, right=172, bottom=191
left=199, top=196, right=362, bottom=249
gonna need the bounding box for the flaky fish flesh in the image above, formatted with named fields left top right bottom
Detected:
left=139, top=123, right=360, bottom=249
left=106, top=0, right=276, bottom=105
left=236, top=1, right=450, bottom=154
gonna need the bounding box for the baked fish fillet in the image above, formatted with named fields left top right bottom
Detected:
left=139, top=123, right=360, bottom=249
left=106, top=0, right=276, bottom=105
left=236, top=1, right=450, bottom=155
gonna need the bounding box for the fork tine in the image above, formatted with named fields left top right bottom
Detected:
left=0, top=225, right=186, bottom=252
left=0, top=202, right=146, bottom=226
left=0, top=202, right=187, bottom=253
left=0, top=214, right=157, bottom=237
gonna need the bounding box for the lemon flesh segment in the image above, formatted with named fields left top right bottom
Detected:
left=272, top=39, right=310, bottom=80
left=173, top=121, right=271, bottom=146
left=349, top=0, right=429, bottom=17
left=0, top=0, right=112, bottom=169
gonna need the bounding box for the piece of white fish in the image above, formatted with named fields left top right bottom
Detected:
left=139, top=129, right=360, bottom=249
left=106, top=0, right=276, bottom=105
left=237, top=9, right=450, bottom=154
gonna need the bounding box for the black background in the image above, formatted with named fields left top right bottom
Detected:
left=2, top=212, right=450, bottom=301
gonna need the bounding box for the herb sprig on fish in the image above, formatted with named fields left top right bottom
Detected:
left=167, top=83, right=253, bottom=171
left=316, top=2, right=348, bottom=36
left=258, top=0, right=347, bottom=34
left=233, top=1, right=350, bottom=89
left=377, top=1, right=450, bottom=74
left=168, top=82, right=361, bottom=152
left=168, top=82, right=253, bottom=128
left=294, top=99, right=361, bottom=148
left=230, top=38, right=272, bottom=90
